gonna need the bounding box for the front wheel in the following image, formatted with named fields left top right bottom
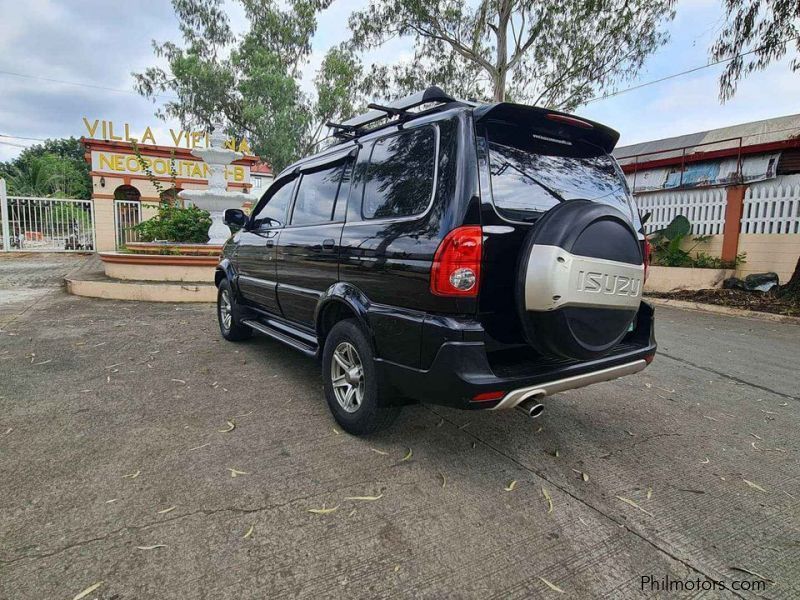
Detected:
left=217, top=279, right=252, bottom=342
left=322, top=319, right=400, bottom=435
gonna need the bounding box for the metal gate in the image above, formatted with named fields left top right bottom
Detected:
left=1, top=181, right=95, bottom=252
left=114, top=200, right=142, bottom=248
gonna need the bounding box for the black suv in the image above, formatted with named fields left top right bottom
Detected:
left=217, top=87, right=656, bottom=435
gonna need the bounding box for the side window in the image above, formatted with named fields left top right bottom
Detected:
left=290, top=162, right=346, bottom=226
left=362, top=126, right=436, bottom=220
left=251, top=178, right=295, bottom=228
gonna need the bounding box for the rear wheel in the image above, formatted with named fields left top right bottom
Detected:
left=217, top=279, right=252, bottom=342
left=322, top=319, right=400, bottom=435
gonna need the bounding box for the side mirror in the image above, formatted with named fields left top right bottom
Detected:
left=224, top=208, right=248, bottom=228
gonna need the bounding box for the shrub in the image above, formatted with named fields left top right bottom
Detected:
left=649, top=216, right=745, bottom=269
left=134, top=204, right=211, bottom=243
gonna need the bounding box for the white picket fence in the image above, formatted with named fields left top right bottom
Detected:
left=1, top=181, right=95, bottom=252
left=741, top=177, right=800, bottom=234
left=634, top=188, right=728, bottom=235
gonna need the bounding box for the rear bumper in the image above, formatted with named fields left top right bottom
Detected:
left=377, top=302, right=656, bottom=409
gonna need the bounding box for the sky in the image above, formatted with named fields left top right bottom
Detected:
left=0, top=0, right=798, bottom=162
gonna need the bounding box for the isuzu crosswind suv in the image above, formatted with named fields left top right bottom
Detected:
left=217, top=86, right=656, bottom=434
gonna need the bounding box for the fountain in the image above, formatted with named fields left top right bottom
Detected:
left=179, top=123, right=249, bottom=244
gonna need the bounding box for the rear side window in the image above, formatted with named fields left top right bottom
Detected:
left=362, top=126, right=436, bottom=220
left=291, top=162, right=348, bottom=226
left=483, top=122, right=635, bottom=223
left=252, top=178, right=295, bottom=228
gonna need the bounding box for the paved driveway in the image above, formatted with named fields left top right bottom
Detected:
left=0, top=260, right=797, bottom=599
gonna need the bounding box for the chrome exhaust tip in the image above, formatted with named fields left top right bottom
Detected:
left=516, top=397, right=545, bottom=418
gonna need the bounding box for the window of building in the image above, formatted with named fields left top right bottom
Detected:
left=291, top=162, right=348, bottom=226
left=362, top=126, right=436, bottom=220
left=251, top=178, right=295, bottom=228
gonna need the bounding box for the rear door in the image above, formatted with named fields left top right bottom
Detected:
left=236, top=176, right=296, bottom=314
left=275, top=153, right=354, bottom=327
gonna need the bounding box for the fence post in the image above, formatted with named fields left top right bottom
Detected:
left=721, top=185, right=747, bottom=262
left=0, top=179, right=9, bottom=252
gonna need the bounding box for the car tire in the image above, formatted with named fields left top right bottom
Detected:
left=217, top=278, right=252, bottom=342
left=322, top=319, right=400, bottom=435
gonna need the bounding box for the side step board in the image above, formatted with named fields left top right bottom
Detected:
left=241, top=319, right=318, bottom=357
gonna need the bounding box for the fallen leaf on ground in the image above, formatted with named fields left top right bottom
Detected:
left=308, top=505, right=339, bottom=514
left=750, top=433, right=762, bottom=440
left=729, top=566, right=774, bottom=583
left=439, top=472, right=446, bottom=488
left=571, top=469, right=588, bottom=482
left=646, top=487, right=653, bottom=500
left=458, top=421, right=471, bottom=430
left=538, top=577, right=565, bottom=593
left=345, top=494, right=383, bottom=501
left=401, top=448, right=413, bottom=462
left=171, top=379, right=186, bottom=384
left=227, top=468, right=249, bottom=478
left=552, top=449, right=560, bottom=458
left=505, top=480, right=517, bottom=492
left=105, top=498, right=118, bottom=504
left=743, top=479, right=767, bottom=493
left=348, top=508, right=356, bottom=517
left=616, top=496, right=653, bottom=517
left=542, top=487, right=553, bottom=513
left=700, top=457, right=710, bottom=464
left=157, top=506, right=176, bottom=514
left=243, top=525, right=255, bottom=539
left=436, top=418, right=444, bottom=427
left=136, top=544, right=167, bottom=550
left=394, top=565, right=400, bottom=572
left=72, top=581, right=103, bottom=600
left=332, top=427, right=340, bottom=435
left=3, top=427, right=12, bottom=435
left=188, top=443, right=210, bottom=451
left=122, top=470, right=141, bottom=479
left=218, top=420, right=235, bottom=433
left=370, top=448, right=388, bottom=455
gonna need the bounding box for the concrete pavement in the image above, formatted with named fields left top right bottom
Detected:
left=0, top=257, right=797, bottom=599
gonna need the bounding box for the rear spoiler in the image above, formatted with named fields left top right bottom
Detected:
left=472, top=103, right=620, bottom=153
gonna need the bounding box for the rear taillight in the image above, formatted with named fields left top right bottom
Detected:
left=430, top=226, right=482, bottom=297
left=643, top=237, right=651, bottom=282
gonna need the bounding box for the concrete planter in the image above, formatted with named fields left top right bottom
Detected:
left=645, top=266, right=734, bottom=293
left=125, top=242, right=223, bottom=256
left=99, top=252, right=217, bottom=282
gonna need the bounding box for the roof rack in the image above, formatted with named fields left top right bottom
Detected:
left=327, top=86, right=455, bottom=139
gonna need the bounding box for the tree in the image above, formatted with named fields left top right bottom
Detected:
left=0, top=138, right=91, bottom=198
left=134, top=0, right=367, bottom=173
left=348, top=0, right=677, bottom=108
left=712, top=0, right=800, bottom=101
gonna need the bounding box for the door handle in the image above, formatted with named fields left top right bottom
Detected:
left=322, top=238, right=336, bottom=250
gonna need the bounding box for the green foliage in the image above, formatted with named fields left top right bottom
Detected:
left=133, top=204, right=212, bottom=243
left=649, top=216, right=745, bottom=269
left=0, top=138, right=91, bottom=198
left=712, top=0, right=800, bottom=101
left=134, top=0, right=367, bottom=173
left=349, top=0, right=677, bottom=106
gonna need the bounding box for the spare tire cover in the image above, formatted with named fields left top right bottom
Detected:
left=516, top=199, right=644, bottom=360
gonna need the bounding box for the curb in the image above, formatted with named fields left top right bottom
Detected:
left=645, top=297, right=800, bottom=325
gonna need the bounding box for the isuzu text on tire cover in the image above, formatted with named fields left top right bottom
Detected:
left=215, top=87, right=656, bottom=435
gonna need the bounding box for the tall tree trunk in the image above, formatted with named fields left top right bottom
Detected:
left=780, top=256, right=800, bottom=297
left=492, top=0, right=512, bottom=102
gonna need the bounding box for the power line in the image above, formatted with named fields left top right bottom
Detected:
left=586, top=35, right=800, bottom=104
left=0, top=133, right=49, bottom=142
left=0, top=69, right=179, bottom=101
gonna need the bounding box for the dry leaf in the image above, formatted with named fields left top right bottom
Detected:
left=436, top=418, right=444, bottom=427
left=157, top=506, right=176, bottom=514
left=571, top=469, right=588, bottom=482
left=332, top=427, right=341, bottom=435
left=370, top=448, right=388, bottom=455
left=750, top=433, right=762, bottom=440
left=552, top=449, right=560, bottom=458
left=136, top=544, right=167, bottom=550
left=743, top=479, right=767, bottom=493
left=616, top=495, right=653, bottom=517
left=439, top=472, right=447, bottom=488
left=401, top=448, right=413, bottom=462
left=646, top=487, right=653, bottom=500
left=505, top=480, right=517, bottom=492
left=219, top=420, right=235, bottom=433
left=348, top=508, right=356, bottom=517
left=188, top=443, right=210, bottom=451
left=394, top=565, right=400, bottom=572
left=700, top=457, right=710, bottom=464
left=171, top=379, right=186, bottom=384
left=308, top=505, right=339, bottom=514
left=345, top=494, right=383, bottom=501
left=105, top=498, right=118, bottom=504
left=538, top=577, right=565, bottom=593
left=243, top=525, right=255, bottom=539
left=122, top=470, right=140, bottom=479
left=542, top=487, right=553, bottom=513
left=73, top=581, right=103, bottom=600
left=228, top=468, right=249, bottom=478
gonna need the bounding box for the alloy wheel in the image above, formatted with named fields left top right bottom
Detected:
left=219, top=289, right=233, bottom=331
left=331, top=341, right=364, bottom=413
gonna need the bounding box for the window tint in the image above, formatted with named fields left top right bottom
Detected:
left=362, top=126, right=436, bottom=220
left=252, top=179, right=294, bottom=228
left=291, top=163, right=346, bottom=226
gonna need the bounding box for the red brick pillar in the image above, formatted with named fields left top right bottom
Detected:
left=721, top=186, right=746, bottom=262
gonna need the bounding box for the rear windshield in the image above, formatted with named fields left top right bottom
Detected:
left=481, top=124, right=637, bottom=225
